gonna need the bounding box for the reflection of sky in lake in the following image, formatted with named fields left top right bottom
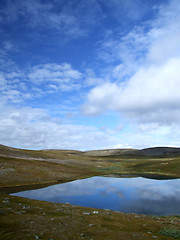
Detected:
left=12, top=177, right=180, bottom=216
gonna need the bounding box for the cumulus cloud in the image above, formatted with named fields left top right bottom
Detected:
left=83, top=0, right=180, bottom=127
left=0, top=60, right=125, bottom=150
left=84, top=58, right=180, bottom=117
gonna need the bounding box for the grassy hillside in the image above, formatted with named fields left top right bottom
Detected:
left=0, top=144, right=180, bottom=240
left=0, top=144, right=180, bottom=189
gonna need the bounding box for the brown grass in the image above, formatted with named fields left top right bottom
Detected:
left=0, top=145, right=180, bottom=240
left=1, top=194, right=180, bottom=240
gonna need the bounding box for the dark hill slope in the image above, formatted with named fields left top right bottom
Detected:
left=139, top=147, right=180, bottom=157
left=84, top=147, right=180, bottom=157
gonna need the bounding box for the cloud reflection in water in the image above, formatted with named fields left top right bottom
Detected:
left=12, top=177, right=180, bottom=216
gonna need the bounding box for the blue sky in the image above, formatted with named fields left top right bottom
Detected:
left=0, top=0, right=180, bottom=150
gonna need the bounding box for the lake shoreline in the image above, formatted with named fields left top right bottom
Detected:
left=0, top=172, right=179, bottom=195
left=11, top=176, right=180, bottom=217
left=1, top=145, right=180, bottom=239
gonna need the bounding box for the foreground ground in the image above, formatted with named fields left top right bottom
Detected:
left=1, top=194, right=180, bottom=240
left=0, top=145, right=180, bottom=239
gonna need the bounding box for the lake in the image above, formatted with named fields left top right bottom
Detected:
left=11, top=176, right=180, bottom=216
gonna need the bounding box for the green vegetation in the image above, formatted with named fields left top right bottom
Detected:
left=97, top=156, right=180, bottom=179
left=159, top=227, right=180, bottom=238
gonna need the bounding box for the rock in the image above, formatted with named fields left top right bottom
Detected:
left=16, top=211, right=22, bottom=215
left=83, top=212, right=91, bottom=215
left=115, top=211, right=120, bottom=213
left=3, top=198, right=9, bottom=204
left=34, top=235, right=41, bottom=239
left=88, top=224, right=95, bottom=227
left=93, top=211, right=98, bottom=214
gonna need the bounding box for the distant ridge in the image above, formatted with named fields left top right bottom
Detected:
left=0, top=144, right=82, bottom=160
left=139, top=147, right=180, bottom=156
left=0, top=144, right=180, bottom=159
left=84, top=147, right=180, bottom=157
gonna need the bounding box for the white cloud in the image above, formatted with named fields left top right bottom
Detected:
left=0, top=105, right=121, bottom=150
left=97, top=25, right=149, bottom=80
left=1, top=0, right=180, bottom=150
left=28, top=63, right=82, bottom=92
left=84, top=0, right=180, bottom=126
left=0, top=72, right=31, bottom=103
left=82, top=0, right=180, bottom=148
left=0, top=63, right=83, bottom=105
left=147, top=1, right=180, bottom=64
left=84, top=69, right=104, bottom=87
left=29, top=63, right=82, bottom=84
left=0, top=41, right=17, bottom=71
left=97, top=0, right=180, bottom=78
left=84, top=57, right=180, bottom=125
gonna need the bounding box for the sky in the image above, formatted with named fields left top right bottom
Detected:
left=0, top=0, right=180, bottom=150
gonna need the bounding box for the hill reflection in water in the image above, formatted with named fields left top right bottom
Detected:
left=12, top=176, right=180, bottom=216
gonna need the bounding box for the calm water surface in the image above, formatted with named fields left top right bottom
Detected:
left=12, top=176, right=180, bottom=216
